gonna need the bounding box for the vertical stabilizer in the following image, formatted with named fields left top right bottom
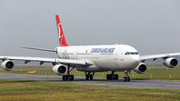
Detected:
left=55, top=15, right=68, bottom=47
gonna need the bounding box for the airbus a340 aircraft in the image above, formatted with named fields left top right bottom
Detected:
left=0, top=15, right=179, bottom=82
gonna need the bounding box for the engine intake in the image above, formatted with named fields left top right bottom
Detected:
left=1, top=60, right=14, bottom=71
left=163, top=57, right=178, bottom=68
left=52, top=64, right=67, bottom=75
left=134, top=63, right=147, bottom=74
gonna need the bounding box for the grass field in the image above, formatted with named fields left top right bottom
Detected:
left=0, top=65, right=180, bottom=81
left=0, top=79, right=180, bottom=101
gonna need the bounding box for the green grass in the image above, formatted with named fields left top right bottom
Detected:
left=0, top=79, right=180, bottom=101
left=0, top=66, right=180, bottom=81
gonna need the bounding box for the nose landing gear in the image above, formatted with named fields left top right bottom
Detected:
left=123, top=70, right=131, bottom=82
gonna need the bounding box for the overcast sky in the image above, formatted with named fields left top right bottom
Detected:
left=0, top=0, right=180, bottom=58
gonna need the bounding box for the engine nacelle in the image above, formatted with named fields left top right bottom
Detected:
left=163, top=57, right=178, bottom=68
left=52, top=64, right=67, bottom=75
left=134, top=63, right=147, bottom=74
left=1, top=60, right=14, bottom=71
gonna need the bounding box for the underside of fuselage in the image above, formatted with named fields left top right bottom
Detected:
left=76, top=65, right=137, bottom=72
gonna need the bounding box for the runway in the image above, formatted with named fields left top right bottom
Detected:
left=0, top=73, right=180, bottom=90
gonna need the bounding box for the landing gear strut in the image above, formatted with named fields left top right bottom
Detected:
left=106, top=71, right=118, bottom=80
left=62, top=64, right=75, bottom=81
left=85, top=72, right=94, bottom=80
left=123, top=70, right=131, bottom=82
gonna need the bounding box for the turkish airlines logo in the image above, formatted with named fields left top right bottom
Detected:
left=58, top=23, right=63, bottom=44
left=58, top=23, right=61, bottom=39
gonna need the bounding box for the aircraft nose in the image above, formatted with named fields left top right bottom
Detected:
left=132, top=55, right=141, bottom=66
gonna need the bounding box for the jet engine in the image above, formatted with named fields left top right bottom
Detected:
left=52, top=64, right=67, bottom=75
left=134, top=63, right=147, bottom=74
left=1, top=60, right=14, bottom=71
left=163, top=57, right=178, bottom=68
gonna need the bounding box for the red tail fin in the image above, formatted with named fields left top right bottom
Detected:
left=55, top=15, right=68, bottom=47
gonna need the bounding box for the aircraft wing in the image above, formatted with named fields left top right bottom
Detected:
left=140, top=52, right=180, bottom=61
left=0, top=56, right=91, bottom=66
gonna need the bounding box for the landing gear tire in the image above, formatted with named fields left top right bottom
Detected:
left=90, top=74, right=93, bottom=80
left=115, top=74, right=118, bottom=80
left=86, top=74, right=89, bottom=80
left=85, top=72, right=94, bottom=80
left=63, top=75, right=68, bottom=81
left=106, top=74, right=110, bottom=80
left=106, top=73, right=118, bottom=80
left=123, top=77, right=130, bottom=82
left=123, top=77, right=126, bottom=82
left=127, top=77, right=130, bottom=82
left=63, top=75, right=74, bottom=81
left=69, top=75, right=74, bottom=81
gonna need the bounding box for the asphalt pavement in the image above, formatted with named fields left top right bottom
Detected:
left=0, top=73, right=180, bottom=90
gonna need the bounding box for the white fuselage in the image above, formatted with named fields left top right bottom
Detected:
left=55, top=44, right=140, bottom=72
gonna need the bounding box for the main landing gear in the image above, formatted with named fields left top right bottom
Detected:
left=106, top=71, right=119, bottom=80
left=85, top=72, right=94, bottom=80
left=106, top=70, right=131, bottom=82
left=123, top=70, right=131, bottom=82
left=62, top=64, right=75, bottom=81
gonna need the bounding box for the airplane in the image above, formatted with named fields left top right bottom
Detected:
left=0, top=15, right=180, bottom=82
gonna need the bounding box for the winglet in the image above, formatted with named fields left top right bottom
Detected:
left=55, top=15, right=68, bottom=47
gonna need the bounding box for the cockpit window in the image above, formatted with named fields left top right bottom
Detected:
left=125, top=52, right=138, bottom=55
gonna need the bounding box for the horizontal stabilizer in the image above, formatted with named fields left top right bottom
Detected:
left=22, top=46, right=56, bottom=52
